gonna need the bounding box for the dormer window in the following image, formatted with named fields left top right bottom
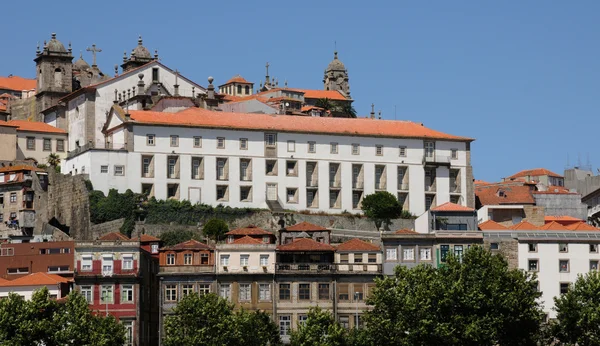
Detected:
left=227, top=235, right=234, bottom=244
left=498, top=190, right=505, bottom=197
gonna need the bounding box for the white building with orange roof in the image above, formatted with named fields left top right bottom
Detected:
left=64, top=104, right=474, bottom=216
left=5, top=120, right=68, bottom=165
left=0, top=272, right=71, bottom=300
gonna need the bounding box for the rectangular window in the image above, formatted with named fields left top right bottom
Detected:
left=318, top=283, right=330, bottom=300
left=399, top=146, right=406, bottom=157
left=386, top=248, right=397, bottom=261
left=217, top=137, right=225, bottom=149
left=152, top=67, right=159, bottom=81
left=10, top=193, right=17, bottom=203
left=454, top=245, right=464, bottom=262
left=200, top=253, right=209, bottom=265
left=239, top=283, right=251, bottom=301
left=193, top=136, right=202, bottom=148
left=259, top=283, right=271, bottom=301
left=330, top=142, right=338, bottom=154
left=299, top=283, right=310, bottom=300
left=286, top=161, right=297, bottom=176
left=168, top=158, right=177, bottom=178
left=352, top=143, right=360, bottom=155
left=287, top=140, right=295, bottom=152
left=56, top=139, right=65, bottom=152
left=240, top=254, right=249, bottom=267
left=216, top=185, right=228, bottom=201
left=26, top=137, right=35, bottom=150
left=184, top=253, right=193, bottom=265
left=191, top=157, right=203, bottom=180
left=560, top=283, right=569, bottom=294
left=451, top=148, right=458, bottom=159
left=591, top=244, right=599, bottom=253
left=279, top=283, right=291, bottom=300
left=298, top=315, right=308, bottom=326
left=354, top=285, right=364, bottom=301
left=338, top=283, right=349, bottom=301
left=101, top=254, right=113, bottom=275
left=217, top=159, right=227, bottom=180
left=260, top=254, right=269, bottom=266
left=142, top=157, right=151, bottom=177
left=403, top=248, right=415, bottom=261
left=170, top=135, right=179, bottom=147
left=100, top=165, right=108, bottom=174
left=122, top=254, right=133, bottom=270
left=101, top=285, right=114, bottom=304
left=559, top=243, right=568, bottom=253
left=166, top=253, right=175, bottom=265
left=114, top=165, right=124, bottom=176
left=279, top=315, right=292, bottom=336
left=559, top=260, right=569, bottom=273
left=240, top=138, right=248, bottom=150
left=240, top=186, right=252, bottom=202
left=308, top=141, right=316, bottom=153
left=286, top=188, right=297, bottom=203
left=219, top=284, right=231, bottom=300
left=121, top=285, right=133, bottom=302
left=181, top=284, right=194, bottom=297
left=198, top=284, right=210, bottom=295
left=81, top=255, right=93, bottom=271
left=146, top=134, right=155, bottom=146
left=528, top=259, right=539, bottom=272
left=440, top=245, right=450, bottom=262
left=265, top=160, right=277, bottom=175
left=420, top=248, right=432, bottom=261
left=490, top=243, right=499, bottom=250
left=354, top=253, right=363, bottom=263
left=220, top=255, right=230, bottom=266
left=48, top=265, right=69, bottom=273
left=339, top=316, right=349, bottom=329
left=265, top=133, right=276, bottom=147
left=340, top=253, right=349, bottom=263
left=376, top=145, right=383, bottom=156
left=80, top=285, right=93, bottom=304
left=368, top=253, right=377, bottom=263
left=165, top=285, right=177, bottom=302
left=528, top=243, right=537, bottom=252
left=590, top=260, right=599, bottom=271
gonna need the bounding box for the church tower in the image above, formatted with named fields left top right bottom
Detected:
left=121, top=36, right=154, bottom=73
left=323, top=51, right=350, bottom=98
left=34, top=33, right=74, bottom=117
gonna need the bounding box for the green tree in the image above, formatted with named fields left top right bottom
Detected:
left=202, top=218, right=229, bottom=241
left=315, top=98, right=335, bottom=112
left=553, top=271, right=600, bottom=346
left=364, top=246, right=544, bottom=346
left=360, top=191, right=402, bottom=231
left=290, top=307, right=349, bottom=346
left=234, top=309, right=283, bottom=346
left=47, top=153, right=61, bottom=167
left=160, top=229, right=203, bottom=247
left=338, top=104, right=357, bottom=118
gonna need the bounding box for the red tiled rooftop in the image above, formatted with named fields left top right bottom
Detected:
left=0, top=120, right=18, bottom=128
left=508, top=221, right=539, bottom=230
left=336, top=238, right=380, bottom=252
left=276, top=238, right=335, bottom=252
left=162, top=239, right=212, bottom=251
left=6, top=120, right=67, bottom=134
left=508, top=168, right=563, bottom=179
left=394, top=229, right=419, bottom=234
left=566, top=222, right=600, bottom=231
left=98, top=232, right=130, bottom=241
left=285, top=222, right=328, bottom=232
left=0, top=164, right=43, bottom=174
left=539, top=221, right=570, bottom=231
left=221, top=75, right=252, bottom=85
left=430, top=202, right=474, bottom=212
left=545, top=216, right=583, bottom=223
left=127, top=108, right=473, bottom=141
left=226, top=225, right=271, bottom=236
left=0, top=76, right=36, bottom=91
left=475, top=185, right=535, bottom=205
left=232, top=236, right=264, bottom=245
left=292, top=89, right=348, bottom=101
left=0, top=273, right=69, bottom=287
left=478, top=220, right=508, bottom=230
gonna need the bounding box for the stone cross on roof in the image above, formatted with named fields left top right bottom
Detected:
left=86, top=44, right=102, bottom=67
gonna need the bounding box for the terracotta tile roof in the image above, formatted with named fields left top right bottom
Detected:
left=532, top=186, right=575, bottom=195
left=0, top=120, right=18, bottom=128
left=226, top=226, right=271, bottom=236
left=545, top=216, right=583, bottom=223
left=474, top=180, right=492, bottom=186
left=0, top=164, right=43, bottom=174
left=508, top=221, right=539, bottom=230
left=0, top=272, right=69, bottom=287
left=276, top=238, right=335, bottom=252
left=0, top=278, right=8, bottom=283
left=221, top=75, right=252, bottom=85
left=0, top=76, right=36, bottom=92
left=478, top=220, right=508, bottom=230
left=98, top=232, right=130, bottom=241
left=162, top=239, right=212, bottom=251
left=475, top=185, right=535, bottom=205
left=508, top=168, right=563, bottom=179
left=301, top=105, right=324, bottom=112
left=430, top=202, right=474, bottom=212
left=132, top=234, right=160, bottom=242
left=285, top=221, right=328, bottom=232
left=539, top=221, right=570, bottom=231
left=292, top=89, right=348, bottom=101
left=221, top=94, right=241, bottom=102
left=394, top=229, right=419, bottom=234
left=127, top=108, right=473, bottom=141
left=6, top=120, right=66, bottom=134
left=233, top=236, right=264, bottom=245
left=566, top=222, right=600, bottom=231
left=336, top=238, right=380, bottom=252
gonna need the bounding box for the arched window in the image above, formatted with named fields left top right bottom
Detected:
left=245, top=85, right=250, bottom=95
left=54, top=68, right=63, bottom=88
left=237, top=85, right=242, bottom=95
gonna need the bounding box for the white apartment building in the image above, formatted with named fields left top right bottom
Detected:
left=64, top=106, right=474, bottom=216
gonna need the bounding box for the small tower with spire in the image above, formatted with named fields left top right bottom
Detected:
left=323, top=50, right=351, bottom=99
left=121, top=36, right=153, bottom=72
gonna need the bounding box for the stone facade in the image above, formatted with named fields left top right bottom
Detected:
left=483, top=237, right=519, bottom=269
left=45, top=170, right=91, bottom=239
left=90, top=218, right=125, bottom=239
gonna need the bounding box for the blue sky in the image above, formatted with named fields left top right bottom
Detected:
left=2, top=1, right=599, bottom=182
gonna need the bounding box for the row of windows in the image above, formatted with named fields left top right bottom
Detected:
left=26, top=137, right=65, bottom=152
left=385, top=247, right=433, bottom=261
left=219, top=254, right=270, bottom=267
left=528, top=259, right=599, bottom=273
left=278, top=314, right=364, bottom=336
left=146, top=134, right=460, bottom=158
left=526, top=243, right=599, bottom=253
left=339, top=253, right=378, bottom=263
left=80, top=254, right=134, bottom=272
left=165, top=252, right=210, bottom=265
left=0, top=192, right=18, bottom=204
left=79, top=284, right=134, bottom=304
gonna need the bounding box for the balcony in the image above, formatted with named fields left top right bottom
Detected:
left=423, top=154, right=451, bottom=166
left=276, top=263, right=337, bottom=273
left=337, top=264, right=382, bottom=273
left=159, top=265, right=214, bottom=274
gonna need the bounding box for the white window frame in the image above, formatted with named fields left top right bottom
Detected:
left=220, top=254, right=230, bottom=266
left=265, top=133, right=276, bottom=147
left=386, top=248, right=397, bottom=261
left=376, top=145, right=383, bottom=156
left=259, top=283, right=271, bottom=301
left=80, top=285, right=93, bottom=304
left=240, top=138, right=248, bottom=150
left=219, top=283, right=231, bottom=300
left=101, top=254, right=113, bottom=275
left=121, top=284, right=134, bottom=303
left=217, top=137, right=225, bottom=149
left=100, top=165, right=108, bottom=174
left=170, top=135, right=179, bottom=147
left=101, top=285, right=114, bottom=304
left=122, top=254, right=134, bottom=270
left=308, top=141, right=316, bottom=153
left=166, top=253, right=175, bottom=266
left=81, top=255, right=93, bottom=271
left=330, top=142, right=338, bottom=154
left=403, top=248, right=415, bottom=261
left=240, top=254, right=250, bottom=267
left=260, top=254, right=269, bottom=266
left=419, top=248, right=431, bottom=261
left=352, top=143, right=359, bottom=155
left=114, top=165, right=125, bottom=176
left=399, top=146, right=407, bottom=157
left=287, top=140, right=295, bottom=152
left=193, top=136, right=202, bottom=148
left=238, top=283, right=251, bottom=301
left=147, top=134, right=155, bottom=146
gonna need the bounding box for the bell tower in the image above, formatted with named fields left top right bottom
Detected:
left=34, top=33, right=73, bottom=117
left=323, top=51, right=350, bottom=98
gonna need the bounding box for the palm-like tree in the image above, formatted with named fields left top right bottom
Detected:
left=315, top=98, right=334, bottom=112
left=47, top=153, right=61, bottom=167
left=339, top=103, right=357, bottom=118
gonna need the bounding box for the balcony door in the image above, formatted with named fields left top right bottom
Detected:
left=267, top=183, right=277, bottom=201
